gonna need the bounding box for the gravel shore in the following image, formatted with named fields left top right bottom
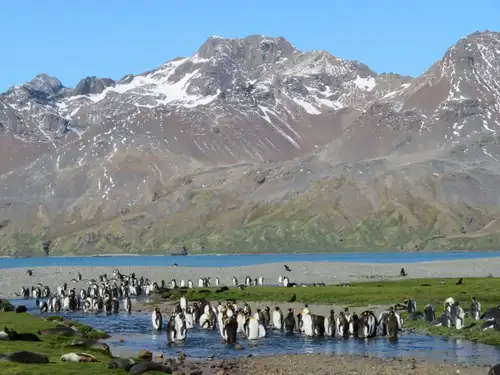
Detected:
left=2, top=257, right=500, bottom=299
left=227, top=354, right=491, bottom=375
left=110, top=354, right=493, bottom=375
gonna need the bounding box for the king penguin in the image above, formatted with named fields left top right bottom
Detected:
left=272, top=306, right=284, bottom=330
left=284, top=308, right=296, bottom=334
left=152, top=307, right=163, bottom=331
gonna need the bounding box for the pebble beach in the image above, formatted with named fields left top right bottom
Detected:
left=1, top=257, right=500, bottom=298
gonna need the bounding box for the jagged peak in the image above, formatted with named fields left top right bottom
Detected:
left=196, top=34, right=297, bottom=65
left=23, top=73, right=63, bottom=95
left=73, top=76, right=116, bottom=96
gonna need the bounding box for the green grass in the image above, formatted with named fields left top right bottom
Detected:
left=155, top=277, right=500, bottom=345
left=0, top=312, right=166, bottom=375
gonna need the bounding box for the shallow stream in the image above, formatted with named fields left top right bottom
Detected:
left=9, top=298, right=500, bottom=365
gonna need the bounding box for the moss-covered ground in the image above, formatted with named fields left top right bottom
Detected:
left=0, top=311, right=167, bottom=375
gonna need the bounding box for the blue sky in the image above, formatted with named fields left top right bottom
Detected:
left=1, top=0, right=498, bottom=91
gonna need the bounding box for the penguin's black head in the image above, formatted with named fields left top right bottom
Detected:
left=344, top=307, right=349, bottom=312
left=275, top=306, right=280, bottom=311
left=265, top=306, right=270, bottom=311
left=256, top=308, right=261, bottom=313
left=170, top=315, right=175, bottom=321
left=330, top=309, right=335, bottom=314
left=305, top=304, right=308, bottom=308
left=288, top=308, right=293, bottom=312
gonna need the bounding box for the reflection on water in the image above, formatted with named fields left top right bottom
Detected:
left=9, top=299, right=500, bottom=365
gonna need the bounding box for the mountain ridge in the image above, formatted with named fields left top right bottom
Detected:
left=1, top=30, right=500, bottom=256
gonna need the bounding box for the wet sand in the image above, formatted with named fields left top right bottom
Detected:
left=1, top=257, right=500, bottom=298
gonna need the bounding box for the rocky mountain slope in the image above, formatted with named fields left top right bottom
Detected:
left=1, top=31, right=499, bottom=256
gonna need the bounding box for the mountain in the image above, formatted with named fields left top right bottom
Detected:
left=0, top=31, right=499, bottom=256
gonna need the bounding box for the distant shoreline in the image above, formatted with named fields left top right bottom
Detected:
left=2, top=248, right=500, bottom=259
left=3, top=257, right=500, bottom=298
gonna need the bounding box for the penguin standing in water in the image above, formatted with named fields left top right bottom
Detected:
left=112, top=297, right=119, bottom=313
left=242, top=303, right=252, bottom=316
left=104, top=295, right=112, bottom=314
left=40, top=301, right=49, bottom=313
left=312, top=314, right=325, bottom=337
left=166, top=316, right=177, bottom=344
left=284, top=308, right=296, bottom=334
left=387, top=311, right=400, bottom=339
left=124, top=296, right=132, bottom=313
left=324, top=309, right=336, bottom=336
left=174, top=313, right=187, bottom=341
left=263, top=306, right=271, bottom=327
left=223, top=316, right=238, bottom=344
left=200, top=308, right=216, bottom=330
left=389, top=306, right=403, bottom=330
left=336, top=311, right=349, bottom=338
left=471, top=297, right=481, bottom=320
left=343, top=307, right=351, bottom=322
left=254, top=309, right=266, bottom=324
left=296, top=312, right=303, bottom=332
left=301, top=310, right=314, bottom=337
left=349, top=313, right=359, bottom=337
left=244, top=315, right=266, bottom=340
left=152, top=307, right=163, bottom=331
left=272, top=307, right=284, bottom=330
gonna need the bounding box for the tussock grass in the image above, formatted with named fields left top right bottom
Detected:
left=0, top=312, right=123, bottom=375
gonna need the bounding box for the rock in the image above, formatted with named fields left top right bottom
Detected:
left=138, top=349, right=153, bottom=360
left=14, top=305, right=27, bottom=313
left=172, top=371, right=185, bottom=375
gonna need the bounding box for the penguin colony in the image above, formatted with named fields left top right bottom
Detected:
left=17, top=269, right=300, bottom=315
left=19, top=269, right=143, bottom=315
left=150, top=296, right=406, bottom=344
left=17, top=269, right=498, bottom=343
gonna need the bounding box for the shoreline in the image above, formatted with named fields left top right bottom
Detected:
left=3, top=257, right=500, bottom=298
left=227, top=354, right=492, bottom=375
left=3, top=248, right=500, bottom=259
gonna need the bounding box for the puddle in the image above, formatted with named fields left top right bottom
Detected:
left=9, top=298, right=500, bottom=365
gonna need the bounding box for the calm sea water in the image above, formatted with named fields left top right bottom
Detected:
left=1, top=251, right=500, bottom=269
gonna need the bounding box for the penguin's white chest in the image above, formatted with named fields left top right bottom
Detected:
left=273, top=311, right=282, bottom=329
left=302, top=314, right=314, bottom=337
